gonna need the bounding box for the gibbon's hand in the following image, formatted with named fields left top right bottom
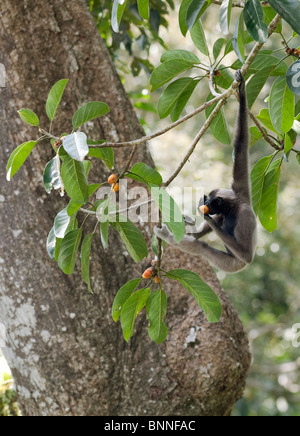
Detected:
left=154, top=225, right=176, bottom=246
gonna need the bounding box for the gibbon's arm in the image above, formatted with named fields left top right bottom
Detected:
left=231, top=70, right=251, bottom=205
left=190, top=214, right=223, bottom=240
left=154, top=70, right=257, bottom=273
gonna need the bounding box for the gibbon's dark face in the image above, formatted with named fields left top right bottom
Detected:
left=199, top=189, right=237, bottom=216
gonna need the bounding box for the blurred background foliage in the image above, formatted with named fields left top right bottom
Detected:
left=1, top=0, right=300, bottom=416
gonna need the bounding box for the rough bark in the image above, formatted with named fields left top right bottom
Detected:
left=0, top=0, right=250, bottom=416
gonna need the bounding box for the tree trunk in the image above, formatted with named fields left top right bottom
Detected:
left=0, top=0, right=250, bottom=416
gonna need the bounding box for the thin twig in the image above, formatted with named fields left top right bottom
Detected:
left=248, top=110, right=281, bottom=151
left=163, top=14, right=282, bottom=188
left=209, top=67, right=222, bottom=97
left=121, top=144, right=139, bottom=176
left=80, top=198, right=155, bottom=218
left=240, top=14, right=282, bottom=77
left=164, top=92, right=231, bottom=188
left=88, top=94, right=225, bottom=149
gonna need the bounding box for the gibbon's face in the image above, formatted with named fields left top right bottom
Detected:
left=199, top=189, right=236, bottom=216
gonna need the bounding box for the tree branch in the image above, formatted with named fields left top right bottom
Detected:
left=164, top=92, right=231, bottom=187
left=89, top=94, right=225, bottom=149
left=163, top=14, right=282, bottom=187
left=248, top=110, right=281, bottom=151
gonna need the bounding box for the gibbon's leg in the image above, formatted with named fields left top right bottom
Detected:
left=203, top=215, right=247, bottom=262
left=154, top=225, right=245, bottom=272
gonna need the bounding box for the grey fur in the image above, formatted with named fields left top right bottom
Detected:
left=154, top=70, right=257, bottom=273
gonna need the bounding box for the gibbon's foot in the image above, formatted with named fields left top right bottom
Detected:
left=154, top=225, right=176, bottom=246
left=235, top=69, right=243, bottom=83
left=184, top=215, right=196, bottom=226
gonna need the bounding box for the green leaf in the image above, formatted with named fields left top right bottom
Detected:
left=100, top=220, right=109, bottom=249
left=61, top=156, right=89, bottom=204
left=246, top=66, right=274, bottom=109
left=251, top=155, right=273, bottom=215
left=81, top=234, right=94, bottom=293
left=179, top=0, right=193, bottom=36
left=126, top=162, right=163, bottom=186
left=58, top=228, right=82, bottom=275
left=150, top=59, right=196, bottom=92
left=190, top=19, right=209, bottom=56
left=6, top=141, right=37, bottom=181
left=284, top=133, right=294, bottom=155
left=150, top=187, right=185, bottom=243
left=72, top=101, right=110, bottom=131
left=161, top=49, right=200, bottom=64
left=112, top=278, right=142, bottom=322
left=213, top=38, right=226, bottom=60
left=83, top=160, right=92, bottom=178
left=137, top=0, right=149, bottom=20
left=214, top=66, right=234, bottom=90
left=157, top=78, right=198, bottom=119
left=46, top=79, right=69, bottom=122
left=250, top=126, right=263, bottom=146
left=270, top=76, right=295, bottom=134
left=263, top=6, right=282, bottom=34
left=67, top=200, right=83, bottom=217
left=46, top=227, right=57, bottom=260
left=219, top=0, right=232, bottom=35
left=171, top=79, right=200, bottom=122
left=55, top=238, right=63, bottom=262
left=88, top=147, right=114, bottom=170
left=258, top=159, right=282, bottom=232
left=232, top=53, right=287, bottom=76
left=43, top=155, right=62, bottom=194
left=146, top=289, right=168, bottom=344
left=88, top=184, right=101, bottom=197
left=18, top=108, right=39, bottom=127
left=120, top=288, right=151, bottom=342
left=186, top=0, right=207, bottom=30
left=112, top=0, right=128, bottom=33
left=54, top=207, right=71, bottom=239
left=53, top=215, right=78, bottom=261
left=224, top=38, right=234, bottom=56
left=232, top=14, right=245, bottom=62
left=256, top=108, right=277, bottom=133
left=268, top=0, right=300, bottom=35
left=166, top=269, right=222, bottom=323
left=205, top=94, right=231, bottom=144
left=171, top=79, right=200, bottom=121
left=110, top=215, right=148, bottom=263
left=243, top=0, right=268, bottom=43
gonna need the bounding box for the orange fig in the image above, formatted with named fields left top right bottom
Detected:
left=198, top=205, right=210, bottom=215
left=108, top=174, right=118, bottom=184
left=112, top=182, right=120, bottom=193
left=142, top=267, right=155, bottom=279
